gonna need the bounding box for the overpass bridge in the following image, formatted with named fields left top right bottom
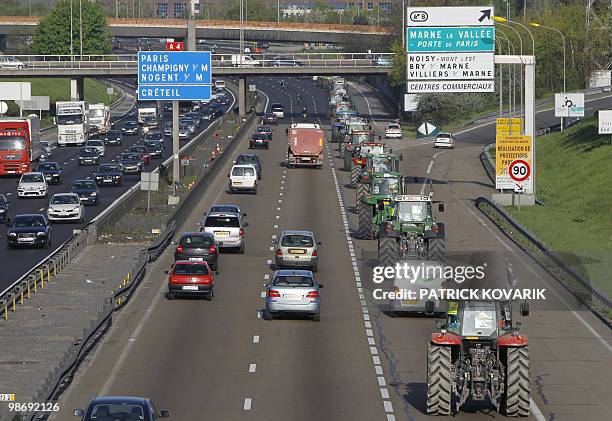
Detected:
left=0, top=17, right=391, bottom=44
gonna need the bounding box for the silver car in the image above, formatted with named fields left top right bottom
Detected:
left=200, top=211, right=248, bottom=253
left=274, top=230, right=320, bottom=272
left=264, top=269, right=322, bottom=321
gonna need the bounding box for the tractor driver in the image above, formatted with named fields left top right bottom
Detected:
left=446, top=301, right=460, bottom=334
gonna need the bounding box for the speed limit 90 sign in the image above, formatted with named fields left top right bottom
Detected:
left=509, top=159, right=530, bottom=182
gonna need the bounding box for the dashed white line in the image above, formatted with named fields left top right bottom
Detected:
left=252, top=335, right=260, bottom=344
left=243, top=398, right=252, bottom=410
left=249, top=363, right=257, bottom=373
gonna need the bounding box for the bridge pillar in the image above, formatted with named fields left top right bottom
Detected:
left=238, top=77, right=246, bottom=118
left=187, top=20, right=197, bottom=52
left=70, top=78, right=85, bottom=101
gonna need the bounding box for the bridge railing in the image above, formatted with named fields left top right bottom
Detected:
left=3, top=53, right=394, bottom=70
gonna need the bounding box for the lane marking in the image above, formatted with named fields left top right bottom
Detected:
left=252, top=335, right=260, bottom=344
left=243, top=398, right=252, bottom=410
left=249, top=363, right=256, bottom=373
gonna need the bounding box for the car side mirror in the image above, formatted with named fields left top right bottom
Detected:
left=263, top=283, right=269, bottom=288
left=244, top=222, right=249, bottom=227
left=520, top=302, right=530, bottom=317
left=438, top=203, right=445, bottom=212
left=318, top=284, right=324, bottom=288
left=242, top=213, right=247, bottom=217
left=285, top=128, right=289, bottom=135
left=159, top=411, right=170, bottom=418
left=227, top=174, right=230, bottom=178
left=214, top=271, right=219, bottom=276
left=164, top=270, right=169, bottom=274
left=317, top=241, right=322, bottom=245
left=424, top=300, right=435, bottom=315
left=435, top=320, right=446, bottom=329
left=73, top=409, right=84, bottom=417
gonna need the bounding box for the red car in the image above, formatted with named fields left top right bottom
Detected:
left=165, top=261, right=214, bottom=300
left=129, top=145, right=152, bottom=165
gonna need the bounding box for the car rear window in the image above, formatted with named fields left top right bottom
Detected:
left=205, top=216, right=240, bottom=228
left=281, top=235, right=314, bottom=247
left=232, top=167, right=255, bottom=177
left=89, top=404, right=146, bottom=420
left=273, top=276, right=314, bottom=287
left=236, top=156, right=258, bottom=165
left=181, top=235, right=213, bottom=247
left=174, top=264, right=210, bottom=275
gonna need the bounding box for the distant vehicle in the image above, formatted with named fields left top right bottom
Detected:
left=264, top=269, right=322, bottom=321
left=200, top=107, right=222, bottom=121
left=118, top=152, right=144, bottom=174
left=39, top=140, right=52, bottom=162
left=36, top=161, right=63, bottom=185
left=274, top=230, right=320, bottom=272
left=102, top=129, right=122, bottom=146
left=129, top=145, right=152, bottom=164
left=287, top=125, right=324, bottom=168
left=70, top=179, right=100, bottom=206
left=270, top=103, right=284, bottom=119
left=142, top=115, right=159, bottom=130
left=47, top=193, right=84, bottom=223
left=0, top=56, right=26, bottom=69
left=6, top=213, right=51, bottom=249
left=178, top=123, right=190, bottom=139
left=93, top=163, right=123, bottom=186
left=56, top=101, right=88, bottom=146
left=271, top=57, right=303, bottom=67
left=121, top=120, right=139, bottom=135
left=0, top=116, right=41, bottom=175
left=144, top=130, right=163, bottom=144
left=77, top=147, right=100, bottom=166
left=256, top=126, right=273, bottom=137
left=174, top=231, right=219, bottom=271
left=249, top=132, right=270, bottom=149
left=200, top=210, right=248, bottom=253
left=181, top=117, right=196, bottom=133
left=17, top=172, right=47, bottom=198
left=231, top=54, right=261, bottom=67
left=374, top=56, right=392, bottom=66
left=434, top=132, right=455, bottom=149
left=385, top=122, right=402, bottom=139
left=84, top=139, right=105, bottom=157
left=144, top=140, right=163, bottom=158
left=185, top=111, right=202, bottom=127
left=166, top=260, right=215, bottom=300
left=73, top=396, right=169, bottom=420
left=163, top=122, right=172, bottom=137
left=262, top=113, right=278, bottom=125
left=228, top=164, right=257, bottom=194
left=161, top=102, right=173, bottom=113
left=88, top=103, right=110, bottom=133
left=0, top=193, right=11, bottom=223
left=137, top=101, right=157, bottom=124
left=235, top=153, right=262, bottom=180
left=214, top=79, right=226, bottom=89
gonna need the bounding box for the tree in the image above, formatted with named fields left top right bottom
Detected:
left=31, top=0, right=111, bottom=55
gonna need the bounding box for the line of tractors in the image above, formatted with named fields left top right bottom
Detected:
left=326, top=77, right=532, bottom=418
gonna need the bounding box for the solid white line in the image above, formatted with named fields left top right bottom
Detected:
left=426, top=160, right=434, bottom=174
left=243, top=398, right=252, bottom=410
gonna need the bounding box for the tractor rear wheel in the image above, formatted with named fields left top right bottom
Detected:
left=502, top=347, right=531, bottom=417
left=426, top=344, right=452, bottom=416
left=355, top=182, right=367, bottom=211
left=377, top=237, right=398, bottom=267
left=343, top=152, right=351, bottom=172
left=357, top=204, right=374, bottom=240
left=339, top=144, right=345, bottom=158
left=350, top=164, right=360, bottom=186
left=428, top=238, right=446, bottom=264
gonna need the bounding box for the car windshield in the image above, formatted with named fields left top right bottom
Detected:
left=281, top=235, right=314, bottom=247
left=181, top=235, right=213, bottom=247
left=80, top=148, right=98, bottom=155
left=271, top=104, right=283, bottom=111
left=106, top=130, right=120, bottom=137
left=121, top=153, right=140, bottom=160
left=87, top=140, right=103, bottom=146
left=232, top=167, right=255, bottom=177
left=88, top=404, right=146, bottom=420
left=437, top=133, right=451, bottom=139
left=205, top=216, right=240, bottom=228
left=372, top=177, right=400, bottom=195
left=173, top=264, right=210, bottom=275
left=251, top=133, right=267, bottom=140
left=353, top=133, right=371, bottom=143
left=273, top=275, right=314, bottom=287
left=21, top=173, right=44, bottom=183
left=388, top=124, right=400, bottom=130
left=51, top=195, right=79, bottom=205
left=98, top=165, right=119, bottom=173
left=145, top=132, right=162, bottom=141
left=72, top=181, right=97, bottom=189
left=397, top=201, right=430, bottom=222
left=0, top=135, right=26, bottom=151
left=123, top=122, right=137, bottom=128
left=459, top=302, right=499, bottom=337
left=144, top=141, right=159, bottom=149
left=13, top=215, right=45, bottom=227
left=256, top=126, right=271, bottom=132
left=37, top=163, right=58, bottom=171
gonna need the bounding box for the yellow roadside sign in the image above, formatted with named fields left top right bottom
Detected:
left=495, top=135, right=532, bottom=177
left=496, top=117, right=522, bottom=135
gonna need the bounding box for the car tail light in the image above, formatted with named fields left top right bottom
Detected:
left=239, top=228, right=245, bottom=237
left=312, top=250, right=318, bottom=257
left=209, top=245, right=216, bottom=253
left=177, top=244, right=183, bottom=253
left=276, top=249, right=283, bottom=256
left=432, top=226, right=440, bottom=234
left=306, top=291, right=319, bottom=298
left=268, top=290, right=281, bottom=298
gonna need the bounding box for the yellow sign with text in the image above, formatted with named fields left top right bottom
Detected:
left=496, top=118, right=522, bottom=135
left=495, top=135, right=532, bottom=176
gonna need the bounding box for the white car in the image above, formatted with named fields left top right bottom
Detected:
left=385, top=123, right=403, bottom=139
left=271, top=103, right=284, bottom=119
left=18, top=172, right=48, bottom=198
left=84, top=139, right=106, bottom=157
left=214, top=79, right=226, bottom=89
left=47, top=193, right=84, bottom=223
left=434, top=132, right=455, bottom=149
left=228, top=164, right=257, bottom=194
left=0, top=56, right=26, bottom=69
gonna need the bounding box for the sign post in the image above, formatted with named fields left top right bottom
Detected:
left=140, top=172, right=160, bottom=214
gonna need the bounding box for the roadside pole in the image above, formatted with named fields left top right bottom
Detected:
left=172, top=101, right=179, bottom=185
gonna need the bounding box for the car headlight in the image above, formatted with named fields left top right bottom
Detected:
left=72, top=207, right=80, bottom=212
left=8, top=232, right=16, bottom=237
left=90, top=192, right=97, bottom=196
left=36, top=232, right=46, bottom=236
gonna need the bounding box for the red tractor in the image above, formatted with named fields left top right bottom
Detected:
left=427, top=299, right=531, bottom=417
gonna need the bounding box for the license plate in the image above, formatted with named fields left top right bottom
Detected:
left=283, top=294, right=302, bottom=300
left=189, top=257, right=204, bottom=261
left=233, top=181, right=242, bottom=185
left=103, top=179, right=112, bottom=183
left=18, top=238, right=34, bottom=243
left=182, top=285, right=198, bottom=291
left=288, top=249, right=306, bottom=254
left=215, top=231, right=230, bottom=237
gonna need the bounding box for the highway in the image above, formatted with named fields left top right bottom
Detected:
left=0, top=80, right=235, bottom=292
left=50, top=77, right=612, bottom=420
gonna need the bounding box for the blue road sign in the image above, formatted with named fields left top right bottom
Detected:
left=407, top=27, right=495, bottom=52
left=138, top=51, right=212, bottom=85
left=137, top=85, right=212, bottom=101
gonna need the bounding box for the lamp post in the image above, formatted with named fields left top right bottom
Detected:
left=239, top=0, right=244, bottom=55
left=498, top=22, right=524, bottom=121
left=79, top=0, right=83, bottom=58
left=70, top=0, right=73, bottom=61
left=497, top=31, right=515, bottom=119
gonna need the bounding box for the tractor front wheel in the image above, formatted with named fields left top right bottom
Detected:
left=428, top=237, right=446, bottom=264
left=377, top=237, right=398, bottom=267
left=502, top=347, right=531, bottom=417
left=426, top=344, right=452, bottom=416
left=350, top=164, right=360, bottom=186
left=357, top=204, right=374, bottom=240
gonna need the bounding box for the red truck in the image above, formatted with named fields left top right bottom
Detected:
left=0, top=116, right=41, bottom=176
left=287, top=124, right=324, bottom=168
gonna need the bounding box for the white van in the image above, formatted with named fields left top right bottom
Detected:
left=230, top=55, right=261, bottom=67
left=214, top=79, right=226, bottom=89
left=389, top=260, right=449, bottom=316
left=228, top=164, right=257, bottom=194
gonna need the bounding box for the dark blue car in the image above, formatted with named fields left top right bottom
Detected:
left=93, top=163, right=123, bottom=186
left=70, top=179, right=100, bottom=206
left=74, top=396, right=169, bottom=420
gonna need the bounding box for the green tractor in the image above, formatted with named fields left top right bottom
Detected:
left=375, top=194, right=446, bottom=267
left=353, top=148, right=402, bottom=191
left=339, top=119, right=368, bottom=164
left=356, top=172, right=405, bottom=240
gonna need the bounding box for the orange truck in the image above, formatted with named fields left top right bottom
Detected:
left=287, top=123, right=324, bottom=168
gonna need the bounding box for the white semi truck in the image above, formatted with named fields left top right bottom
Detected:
left=88, top=103, right=110, bottom=133
left=56, top=101, right=88, bottom=146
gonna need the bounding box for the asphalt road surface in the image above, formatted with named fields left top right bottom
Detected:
left=49, top=77, right=611, bottom=421
left=0, top=81, right=235, bottom=292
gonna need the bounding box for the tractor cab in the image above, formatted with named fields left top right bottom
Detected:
left=370, top=173, right=402, bottom=196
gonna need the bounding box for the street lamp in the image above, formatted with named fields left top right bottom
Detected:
left=498, top=22, right=524, bottom=121
left=70, top=0, right=73, bottom=60
left=493, top=16, right=534, bottom=55
left=79, top=0, right=83, bottom=58
left=497, top=31, right=516, bottom=119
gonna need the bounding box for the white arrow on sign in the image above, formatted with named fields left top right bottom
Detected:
left=407, top=6, right=494, bottom=27
left=514, top=184, right=524, bottom=193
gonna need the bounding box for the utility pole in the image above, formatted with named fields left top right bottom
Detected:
left=79, top=0, right=83, bottom=58
left=70, top=0, right=74, bottom=61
